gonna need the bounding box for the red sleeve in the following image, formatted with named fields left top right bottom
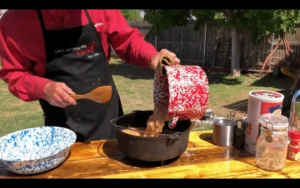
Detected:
left=105, top=10, right=158, bottom=68
left=0, top=12, right=50, bottom=101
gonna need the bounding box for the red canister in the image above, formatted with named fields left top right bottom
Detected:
left=287, top=129, right=300, bottom=161
left=153, top=64, right=209, bottom=129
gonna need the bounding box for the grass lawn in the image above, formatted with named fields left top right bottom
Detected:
left=0, top=57, right=295, bottom=137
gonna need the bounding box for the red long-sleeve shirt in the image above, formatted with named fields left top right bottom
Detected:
left=0, top=9, right=158, bottom=101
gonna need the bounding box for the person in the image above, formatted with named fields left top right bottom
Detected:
left=0, top=9, right=180, bottom=142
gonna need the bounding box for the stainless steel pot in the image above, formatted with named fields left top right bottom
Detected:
left=213, top=117, right=237, bottom=147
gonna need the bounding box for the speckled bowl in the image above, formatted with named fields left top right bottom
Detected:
left=0, top=126, right=77, bottom=175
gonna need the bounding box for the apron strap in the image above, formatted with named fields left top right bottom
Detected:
left=83, top=9, right=98, bottom=34
left=36, top=9, right=49, bottom=51
left=36, top=9, right=47, bottom=33
left=83, top=9, right=108, bottom=59
left=83, top=9, right=93, bottom=25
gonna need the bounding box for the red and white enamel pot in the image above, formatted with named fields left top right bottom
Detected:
left=153, top=55, right=210, bottom=129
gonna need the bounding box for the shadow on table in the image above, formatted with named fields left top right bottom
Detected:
left=199, top=133, right=214, bottom=145
left=98, top=140, right=180, bottom=168
left=232, top=149, right=293, bottom=178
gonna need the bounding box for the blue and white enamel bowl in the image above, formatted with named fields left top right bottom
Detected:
left=0, top=126, right=77, bottom=175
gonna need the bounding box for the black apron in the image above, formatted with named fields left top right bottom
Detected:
left=36, top=9, right=123, bottom=142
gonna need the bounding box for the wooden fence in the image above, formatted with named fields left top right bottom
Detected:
left=121, top=20, right=300, bottom=70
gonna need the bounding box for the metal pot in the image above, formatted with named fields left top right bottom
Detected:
left=153, top=56, right=209, bottom=129
left=213, top=117, right=237, bottom=147
left=235, top=117, right=248, bottom=150
left=111, top=110, right=193, bottom=162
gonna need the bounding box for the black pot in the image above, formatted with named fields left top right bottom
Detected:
left=111, top=110, right=193, bottom=162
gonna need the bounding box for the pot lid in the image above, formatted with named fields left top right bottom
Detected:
left=213, top=117, right=236, bottom=127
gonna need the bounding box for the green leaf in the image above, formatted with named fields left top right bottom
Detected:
left=143, top=9, right=300, bottom=44
left=121, top=10, right=143, bottom=20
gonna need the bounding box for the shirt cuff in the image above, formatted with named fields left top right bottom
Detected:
left=144, top=49, right=159, bottom=69
left=33, top=76, right=51, bottom=100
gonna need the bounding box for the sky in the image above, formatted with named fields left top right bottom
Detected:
left=140, top=11, right=145, bottom=18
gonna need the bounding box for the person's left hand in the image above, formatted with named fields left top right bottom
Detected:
left=150, top=49, right=180, bottom=71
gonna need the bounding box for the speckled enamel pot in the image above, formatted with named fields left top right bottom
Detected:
left=0, top=126, right=76, bottom=175
left=154, top=65, right=209, bottom=129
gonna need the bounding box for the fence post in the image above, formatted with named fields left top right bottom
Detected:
left=270, top=33, right=275, bottom=51
left=203, top=23, right=207, bottom=67
left=154, top=26, right=158, bottom=49
left=269, top=33, right=275, bottom=64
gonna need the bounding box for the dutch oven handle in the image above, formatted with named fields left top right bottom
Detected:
left=166, top=132, right=181, bottom=146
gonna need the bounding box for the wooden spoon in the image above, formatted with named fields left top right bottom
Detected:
left=70, top=85, right=112, bottom=104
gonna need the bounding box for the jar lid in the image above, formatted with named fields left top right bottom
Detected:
left=259, top=114, right=289, bottom=132
left=289, top=129, right=300, bottom=140
left=241, top=117, right=247, bottom=123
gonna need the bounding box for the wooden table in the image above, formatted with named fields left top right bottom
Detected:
left=0, top=130, right=299, bottom=179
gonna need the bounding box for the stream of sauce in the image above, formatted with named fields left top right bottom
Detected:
left=122, top=104, right=172, bottom=137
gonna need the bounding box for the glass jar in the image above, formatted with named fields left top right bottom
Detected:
left=255, top=114, right=289, bottom=172
left=289, top=90, right=300, bottom=131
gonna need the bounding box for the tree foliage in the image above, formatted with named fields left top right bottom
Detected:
left=121, top=9, right=143, bottom=21
left=143, top=9, right=300, bottom=78
left=143, top=9, right=300, bottom=43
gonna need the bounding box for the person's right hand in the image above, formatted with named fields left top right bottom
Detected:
left=43, top=81, right=77, bottom=108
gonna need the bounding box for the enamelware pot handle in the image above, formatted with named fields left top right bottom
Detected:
left=157, top=54, right=175, bottom=75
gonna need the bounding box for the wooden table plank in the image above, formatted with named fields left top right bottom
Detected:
left=0, top=130, right=298, bottom=179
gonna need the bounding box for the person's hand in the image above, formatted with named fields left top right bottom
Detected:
left=150, top=49, right=180, bottom=71
left=43, top=81, right=77, bottom=108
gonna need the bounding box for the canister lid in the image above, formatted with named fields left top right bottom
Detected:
left=288, top=129, right=300, bottom=140
left=259, top=113, right=289, bottom=133
left=249, top=90, right=284, bottom=102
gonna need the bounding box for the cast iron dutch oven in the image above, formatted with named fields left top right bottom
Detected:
left=111, top=110, right=193, bottom=162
